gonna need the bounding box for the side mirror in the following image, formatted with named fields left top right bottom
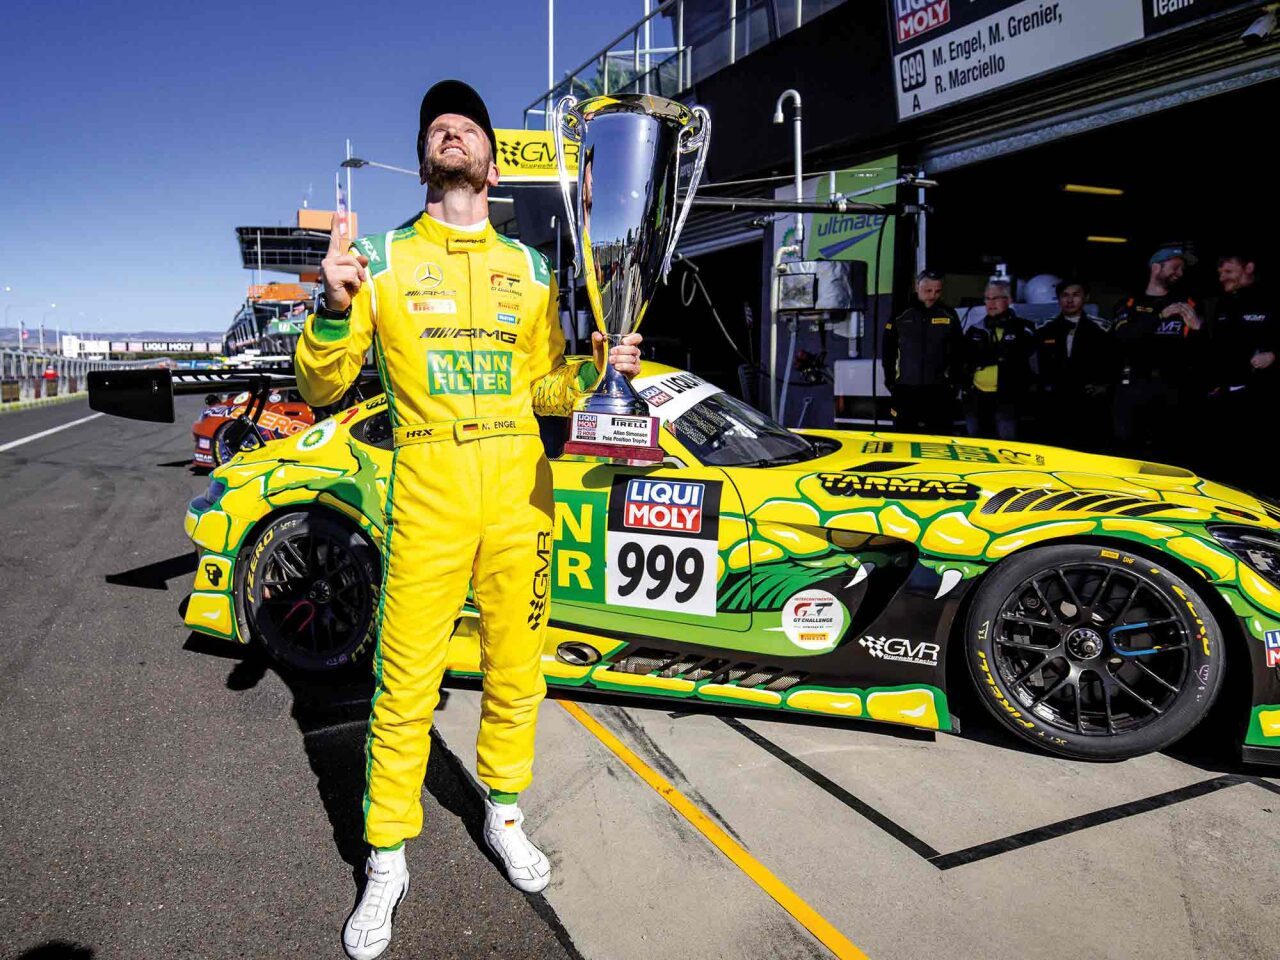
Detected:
left=88, top=369, right=175, bottom=423
left=204, top=394, right=219, bottom=406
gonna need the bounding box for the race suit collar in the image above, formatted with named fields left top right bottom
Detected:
left=414, top=211, right=497, bottom=251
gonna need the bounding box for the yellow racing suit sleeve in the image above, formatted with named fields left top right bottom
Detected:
left=529, top=274, right=599, bottom=416
left=294, top=274, right=375, bottom=408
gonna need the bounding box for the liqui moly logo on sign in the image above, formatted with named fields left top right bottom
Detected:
left=895, top=0, right=950, bottom=42
left=623, top=479, right=705, bottom=534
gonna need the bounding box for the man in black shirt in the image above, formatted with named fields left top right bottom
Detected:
left=960, top=279, right=1035, bottom=440
left=1209, top=251, right=1276, bottom=489
left=882, top=269, right=962, bottom=434
left=1113, top=245, right=1203, bottom=457
left=1035, top=279, right=1116, bottom=449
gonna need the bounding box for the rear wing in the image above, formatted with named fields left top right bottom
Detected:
left=88, top=365, right=381, bottom=423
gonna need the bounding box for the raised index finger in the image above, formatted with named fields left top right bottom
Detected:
left=328, top=214, right=346, bottom=255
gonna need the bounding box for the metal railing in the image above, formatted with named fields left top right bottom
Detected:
left=523, top=0, right=847, bottom=128
left=1, top=348, right=142, bottom=405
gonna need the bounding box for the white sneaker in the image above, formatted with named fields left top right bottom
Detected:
left=343, top=846, right=410, bottom=960
left=483, top=798, right=551, bottom=893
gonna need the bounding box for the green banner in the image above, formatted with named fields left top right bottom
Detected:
left=804, top=155, right=898, bottom=295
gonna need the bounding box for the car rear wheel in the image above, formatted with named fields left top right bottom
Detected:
left=212, top=421, right=265, bottom=467
left=965, top=543, right=1224, bottom=760
left=237, top=510, right=380, bottom=672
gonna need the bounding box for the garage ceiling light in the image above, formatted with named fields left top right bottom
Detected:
left=1087, top=235, right=1128, bottom=244
left=1063, top=184, right=1124, bottom=196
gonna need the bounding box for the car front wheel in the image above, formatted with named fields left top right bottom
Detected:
left=965, top=543, right=1224, bottom=761
left=236, top=510, right=380, bottom=672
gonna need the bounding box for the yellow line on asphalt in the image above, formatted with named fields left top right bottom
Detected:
left=558, top=700, right=870, bottom=960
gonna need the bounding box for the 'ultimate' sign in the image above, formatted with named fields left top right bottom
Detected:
left=623, top=479, right=705, bottom=534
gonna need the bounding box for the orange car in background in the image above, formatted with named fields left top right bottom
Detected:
left=192, top=389, right=315, bottom=468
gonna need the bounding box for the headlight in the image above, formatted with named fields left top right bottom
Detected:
left=1209, top=525, right=1280, bottom=588
left=191, top=479, right=227, bottom=513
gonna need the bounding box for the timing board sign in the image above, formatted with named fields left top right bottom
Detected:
left=889, top=0, right=1144, bottom=119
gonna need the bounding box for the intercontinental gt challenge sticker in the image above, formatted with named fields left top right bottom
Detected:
left=779, top=589, right=845, bottom=651
left=606, top=477, right=721, bottom=617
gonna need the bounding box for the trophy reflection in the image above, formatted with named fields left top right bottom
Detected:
left=553, top=93, right=710, bottom=463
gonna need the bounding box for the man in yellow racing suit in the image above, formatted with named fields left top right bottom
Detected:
left=295, top=80, right=641, bottom=960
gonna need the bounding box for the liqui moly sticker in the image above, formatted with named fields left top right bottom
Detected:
left=630, top=372, right=721, bottom=422
left=623, top=479, right=705, bottom=534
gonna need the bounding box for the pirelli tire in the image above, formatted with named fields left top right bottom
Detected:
left=236, top=510, right=380, bottom=673
left=964, top=543, right=1225, bottom=761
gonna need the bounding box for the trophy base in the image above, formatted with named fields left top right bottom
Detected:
left=562, top=439, right=665, bottom=464
left=563, top=409, right=663, bottom=464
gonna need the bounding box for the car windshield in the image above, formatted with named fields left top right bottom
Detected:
left=666, top=391, right=817, bottom=466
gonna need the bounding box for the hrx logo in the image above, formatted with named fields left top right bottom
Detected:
left=859, top=635, right=940, bottom=666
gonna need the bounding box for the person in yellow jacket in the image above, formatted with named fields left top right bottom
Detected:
left=296, top=80, right=641, bottom=960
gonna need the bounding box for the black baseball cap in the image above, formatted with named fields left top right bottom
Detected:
left=417, top=80, right=498, bottom=166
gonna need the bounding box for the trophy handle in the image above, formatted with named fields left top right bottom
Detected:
left=660, top=106, right=712, bottom=283
left=552, top=95, right=584, bottom=278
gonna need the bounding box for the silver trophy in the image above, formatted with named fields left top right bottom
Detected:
left=553, top=93, right=710, bottom=463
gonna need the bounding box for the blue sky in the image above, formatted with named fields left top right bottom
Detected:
left=0, top=1, right=645, bottom=335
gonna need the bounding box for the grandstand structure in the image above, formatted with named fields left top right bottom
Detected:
left=228, top=209, right=356, bottom=357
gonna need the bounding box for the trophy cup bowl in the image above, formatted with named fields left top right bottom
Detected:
left=553, top=93, right=710, bottom=463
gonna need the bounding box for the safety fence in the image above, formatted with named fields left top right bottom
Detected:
left=0, top=349, right=142, bottom=405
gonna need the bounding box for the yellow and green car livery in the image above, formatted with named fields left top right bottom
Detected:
left=183, top=361, right=1280, bottom=764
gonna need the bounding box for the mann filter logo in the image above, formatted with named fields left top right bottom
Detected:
left=426, top=350, right=512, bottom=395
left=413, top=262, right=443, bottom=288
left=203, top=562, right=223, bottom=587
left=779, top=589, right=844, bottom=651
left=859, top=635, right=940, bottom=666
left=624, top=479, right=705, bottom=534
left=420, top=326, right=517, bottom=345
left=895, top=0, right=949, bottom=43
left=817, top=472, right=979, bottom=500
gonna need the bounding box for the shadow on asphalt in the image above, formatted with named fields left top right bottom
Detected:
left=154, top=459, right=197, bottom=469
left=14, top=943, right=94, bottom=959
left=104, top=553, right=197, bottom=591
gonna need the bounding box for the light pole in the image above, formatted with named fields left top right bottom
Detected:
left=3, top=286, right=13, bottom=346
left=41, top=303, right=56, bottom=355
left=341, top=155, right=514, bottom=204
left=773, top=89, right=804, bottom=249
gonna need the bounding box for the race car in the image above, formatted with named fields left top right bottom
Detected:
left=165, top=360, right=1280, bottom=763
left=192, top=388, right=314, bottom=468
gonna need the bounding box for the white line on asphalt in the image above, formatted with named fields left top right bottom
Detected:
left=0, top=413, right=105, bottom=453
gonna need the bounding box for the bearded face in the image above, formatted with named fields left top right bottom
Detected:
left=421, top=115, right=493, bottom=192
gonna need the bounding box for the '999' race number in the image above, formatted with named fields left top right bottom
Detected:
left=616, top=542, right=704, bottom=603
left=607, top=533, right=717, bottom=617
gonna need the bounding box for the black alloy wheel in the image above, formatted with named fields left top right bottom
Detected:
left=965, top=543, right=1224, bottom=760
left=237, top=511, right=380, bottom=672
left=212, top=420, right=266, bottom=467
